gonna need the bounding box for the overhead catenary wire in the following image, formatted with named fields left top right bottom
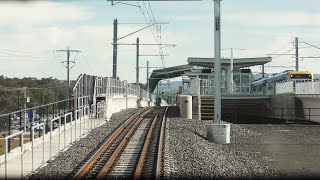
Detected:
left=298, top=43, right=320, bottom=50
left=268, top=41, right=293, bottom=55
left=137, top=1, right=161, bottom=46
left=0, top=49, right=51, bottom=55
left=299, top=41, right=320, bottom=50
left=79, top=52, right=96, bottom=74
left=128, top=1, right=174, bottom=93
left=0, top=85, right=66, bottom=91
left=0, top=52, right=51, bottom=59
left=136, top=3, right=167, bottom=69
left=0, top=48, right=53, bottom=59
left=147, top=1, right=160, bottom=36
left=254, top=39, right=320, bottom=76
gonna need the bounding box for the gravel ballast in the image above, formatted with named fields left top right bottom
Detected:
left=27, top=108, right=139, bottom=179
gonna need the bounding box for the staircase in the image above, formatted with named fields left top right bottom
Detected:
left=192, top=96, right=199, bottom=119
left=200, top=96, right=214, bottom=120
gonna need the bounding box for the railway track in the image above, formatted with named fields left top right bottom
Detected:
left=71, top=106, right=168, bottom=179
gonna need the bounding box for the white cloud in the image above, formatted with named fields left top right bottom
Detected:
left=1, top=1, right=320, bottom=83
left=225, top=11, right=320, bottom=27
left=0, top=22, right=175, bottom=82
left=0, top=1, right=93, bottom=27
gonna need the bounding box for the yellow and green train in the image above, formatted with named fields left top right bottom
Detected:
left=251, top=70, right=313, bottom=94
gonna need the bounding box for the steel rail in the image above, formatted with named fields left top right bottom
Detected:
left=72, top=107, right=150, bottom=179
left=133, top=115, right=159, bottom=179
left=156, top=106, right=169, bottom=179
left=96, top=110, right=150, bottom=179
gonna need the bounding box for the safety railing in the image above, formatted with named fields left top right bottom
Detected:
left=296, top=80, right=320, bottom=95
left=95, top=77, right=105, bottom=97
left=200, top=85, right=215, bottom=95
left=4, top=130, right=24, bottom=179
left=110, top=78, right=129, bottom=96
left=141, top=89, right=148, bottom=99
left=275, top=79, right=320, bottom=95
left=90, top=75, right=155, bottom=101
left=73, top=74, right=94, bottom=107
left=275, top=81, right=294, bottom=94
left=186, top=76, right=320, bottom=96
left=0, top=98, right=73, bottom=139
left=0, top=97, right=105, bottom=178
left=127, top=83, right=139, bottom=97
left=188, top=77, right=251, bottom=96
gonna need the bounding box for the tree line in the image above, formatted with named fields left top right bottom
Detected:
left=0, top=75, right=67, bottom=115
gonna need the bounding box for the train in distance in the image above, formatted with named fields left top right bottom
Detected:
left=251, top=70, right=313, bottom=94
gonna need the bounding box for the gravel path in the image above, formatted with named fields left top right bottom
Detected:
left=27, top=108, right=139, bottom=179
left=231, top=124, right=320, bottom=179
left=165, top=106, right=280, bottom=179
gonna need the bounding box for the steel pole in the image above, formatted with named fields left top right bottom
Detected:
left=214, top=0, right=221, bottom=123
left=136, top=38, right=140, bottom=87
left=67, top=47, right=70, bottom=112
left=23, top=87, right=27, bottom=131
left=147, top=61, right=150, bottom=100
left=113, top=19, right=118, bottom=79
left=230, top=48, right=233, bottom=94
left=295, top=37, right=299, bottom=71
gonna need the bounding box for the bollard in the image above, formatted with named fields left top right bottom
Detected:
left=206, top=123, right=230, bottom=144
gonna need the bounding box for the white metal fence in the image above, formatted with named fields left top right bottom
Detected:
left=296, top=80, right=320, bottom=94
left=200, top=79, right=215, bottom=95
left=275, top=81, right=294, bottom=94
left=185, top=76, right=320, bottom=96
left=275, top=80, right=320, bottom=95
left=93, top=76, right=153, bottom=99
left=2, top=99, right=104, bottom=178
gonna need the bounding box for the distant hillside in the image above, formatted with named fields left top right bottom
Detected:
left=253, top=73, right=273, bottom=80
left=314, top=74, right=320, bottom=79
left=156, top=81, right=181, bottom=93
left=0, top=76, right=66, bottom=114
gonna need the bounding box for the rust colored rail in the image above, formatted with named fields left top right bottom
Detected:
left=133, top=115, right=159, bottom=179
left=156, top=107, right=169, bottom=179
left=72, top=107, right=150, bottom=179
left=96, top=110, right=150, bottom=179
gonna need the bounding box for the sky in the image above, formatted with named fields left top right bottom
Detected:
left=0, top=0, right=320, bottom=84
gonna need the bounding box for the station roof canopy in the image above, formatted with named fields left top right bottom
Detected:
left=148, top=56, right=272, bottom=93
left=149, top=64, right=197, bottom=92
left=187, top=57, right=272, bottom=69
